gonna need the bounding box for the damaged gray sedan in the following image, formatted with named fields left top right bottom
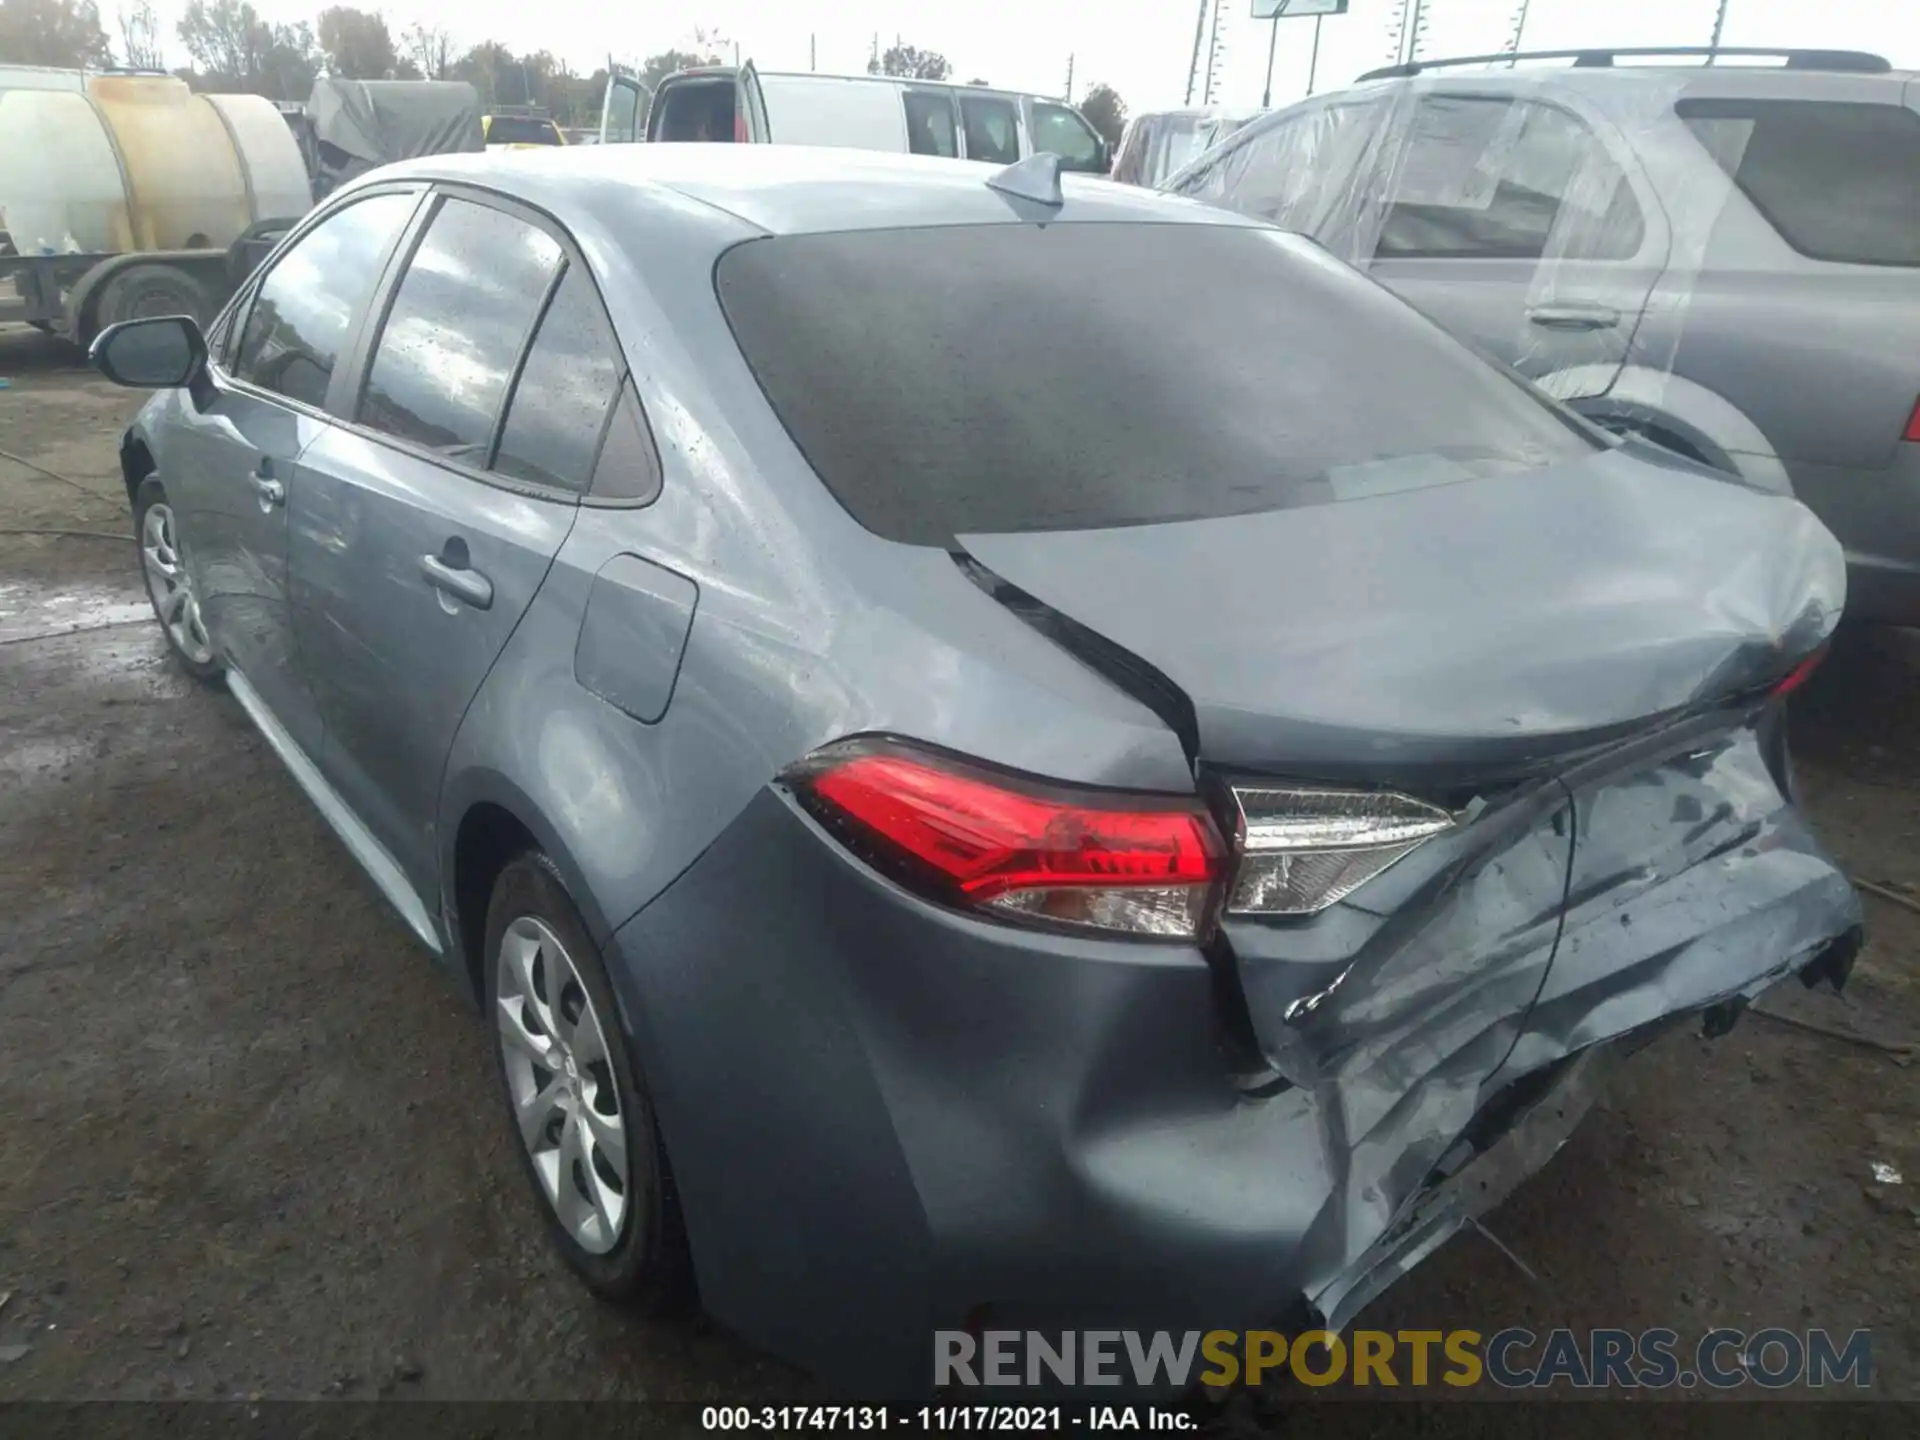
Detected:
left=90, top=143, right=1862, bottom=1396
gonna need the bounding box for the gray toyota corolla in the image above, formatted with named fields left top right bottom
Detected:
left=92, top=143, right=1861, bottom=1394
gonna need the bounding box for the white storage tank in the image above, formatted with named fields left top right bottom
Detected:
left=0, top=63, right=86, bottom=95
left=0, top=73, right=310, bottom=257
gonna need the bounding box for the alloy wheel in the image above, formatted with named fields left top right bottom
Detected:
left=140, top=502, right=213, bottom=666
left=495, top=915, right=630, bottom=1254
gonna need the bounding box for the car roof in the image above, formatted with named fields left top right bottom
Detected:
left=1337, top=58, right=1913, bottom=103
left=363, top=142, right=1262, bottom=239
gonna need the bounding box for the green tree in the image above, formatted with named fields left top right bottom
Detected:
left=869, top=43, right=951, bottom=81
left=175, top=0, right=270, bottom=87
left=258, top=20, right=318, bottom=100
left=0, top=0, right=111, bottom=67
left=453, top=39, right=514, bottom=106
left=316, top=5, right=397, bottom=80
left=1077, top=82, right=1126, bottom=148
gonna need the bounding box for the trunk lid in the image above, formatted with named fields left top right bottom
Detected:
left=958, top=445, right=1843, bottom=784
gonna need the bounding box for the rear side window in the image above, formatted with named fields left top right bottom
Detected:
left=358, top=197, right=562, bottom=462
left=488, top=116, right=562, bottom=145
left=231, top=190, right=416, bottom=407
left=493, top=264, right=625, bottom=495
left=715, top=224, right=1597, bottom=545
left=960, top=94, right=1020, bottom=164
left=1678, top=99, right=1920, bottom=268
left=1374, top=96, right=1644, bottom=261
left=904, top=90, right=958, bottom=157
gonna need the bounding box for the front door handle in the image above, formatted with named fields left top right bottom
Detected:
left=1526, top=302, right=1621, bottom=332
left=419, top=553, right=494, bottom=611
left=251, top=457, right=284, bottom=509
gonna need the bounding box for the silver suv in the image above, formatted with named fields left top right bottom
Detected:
left=1166, top=47, right=1920, bottom=625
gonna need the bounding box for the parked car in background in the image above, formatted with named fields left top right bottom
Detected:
left=1165, top=46, right=1920, bottom=626
left=1111, top=105, right=1260, bottom=187
left=485, top=107, right=567, bottom=149
left=600, top=63, right=1110, bottom=172
left=90, top=143, right=1858, bottom=1396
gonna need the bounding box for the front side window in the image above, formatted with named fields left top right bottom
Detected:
left=357, top=197, right=561, bottom=463
left=716, top=223, right=1598, bottom=546
left=493, top=264, right=625, bottom=495
left=1374, top=96, right=1644, bottom=262
left=230, top=190, right=417, bottom=408
left=904, top=90, right=958, bottom=158
left=1678, top=98, right=1920, bottom=267
left=960, top=94, right=1020, bottom=165
left=1032, top=101, right=1102, bottom=171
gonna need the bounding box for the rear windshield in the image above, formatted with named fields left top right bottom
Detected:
left=714, top=223, right=1598, bottom=544
left=1677, top=99, right=1920, bottom=268
left=489, top=116, right=561, bottom=145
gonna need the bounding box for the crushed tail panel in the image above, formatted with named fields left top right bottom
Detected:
left=1227, top=713, right=1860, bottom=1330
left=1492, top=719, right=1862, bottom=1087
left=1219, top=775, right=1577, bottom=1307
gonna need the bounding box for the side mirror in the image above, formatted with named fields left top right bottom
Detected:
left=91, top=315, right=208, bottom=390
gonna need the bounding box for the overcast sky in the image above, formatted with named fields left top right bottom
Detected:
left=136, top=0, right=1919, bottom=115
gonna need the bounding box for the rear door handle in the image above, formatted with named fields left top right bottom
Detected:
left=251, top=456, right=284, bottom=509
left=418, top=553, right=494, bottom=611
left=1526, top=303, right=1621, bottom=332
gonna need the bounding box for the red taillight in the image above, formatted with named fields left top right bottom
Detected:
left=786, top=738, right=1226, bottom=940
left=1904, top=396, right=1920, bottom=443
left=1772, top=644, right=1828, bottom=699
left=733, top=110, right=748, bottom=143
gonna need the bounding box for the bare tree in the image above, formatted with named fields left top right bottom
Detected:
left=402, top=20, right=453, bottom=80
left=116, top=0, right=164, bottom=69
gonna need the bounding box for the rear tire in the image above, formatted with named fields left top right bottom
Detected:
left=484, top=851, right=694, bottom=1311
left=95, top=263, right=214, bottom=332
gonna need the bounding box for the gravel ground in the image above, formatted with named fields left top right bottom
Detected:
left=1, top=326, right=1915, bottom=1408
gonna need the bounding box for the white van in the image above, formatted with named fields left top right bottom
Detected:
left=598, top=65, right=1111, bottom=174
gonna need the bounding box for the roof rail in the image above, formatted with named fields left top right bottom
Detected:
left=1356, top=46, right=1892, bottom=83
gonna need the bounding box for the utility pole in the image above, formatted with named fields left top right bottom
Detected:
left=1307, top=14, right=1324, bottom=96
left=1708, top=0, right=1731, bottom=62
left=1186, top=0, right=1210, bottom=105
left=1203, top=0, right=1224, bottom=104
left=1505, top=0, right=1532, bottom=63
left=810, top=34, right=816, bottom=72
left=1261, top=19, right=1278, bottom=109
left=1064, top=53, right=1074, bottom=102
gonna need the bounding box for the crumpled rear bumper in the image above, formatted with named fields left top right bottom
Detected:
left=604, top=713, right=1860, bottom=1397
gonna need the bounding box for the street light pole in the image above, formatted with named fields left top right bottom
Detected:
left=1262, top=19, right=1279, bottom=108
left=1708, top=0, right=1731, bottom=62
left=1307, top=14, right=1323, bottom=95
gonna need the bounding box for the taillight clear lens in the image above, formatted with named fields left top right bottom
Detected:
left=785, top=738, right=1227, bottom=940
left=1227, top=786, right=1454, bottom=915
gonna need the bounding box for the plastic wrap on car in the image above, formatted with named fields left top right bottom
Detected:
left=1163, top=70, right=1798, bottom=483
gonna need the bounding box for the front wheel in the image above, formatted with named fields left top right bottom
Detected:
left=133, top=477, right=221, bottom=684
left=484, top=852, right=693, bottom=1308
